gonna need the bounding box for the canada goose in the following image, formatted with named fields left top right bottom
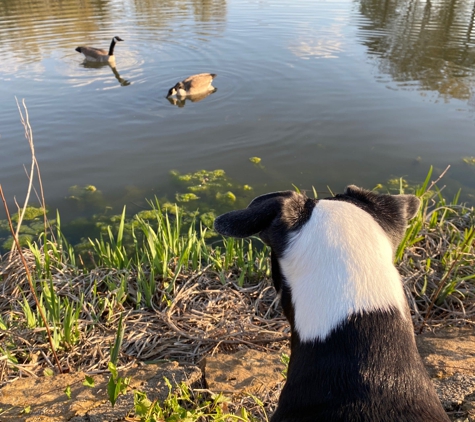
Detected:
left=166, top=73, right=217, bottom=98
left=167, top=88, right=217, bottom=107
left=75, top=36, right=124, bottom=63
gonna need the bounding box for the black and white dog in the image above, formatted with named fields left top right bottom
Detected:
left=214, top=185, right=449, bottom=422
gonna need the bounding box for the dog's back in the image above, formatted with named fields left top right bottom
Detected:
left=272, top=311, right=448, bottom=421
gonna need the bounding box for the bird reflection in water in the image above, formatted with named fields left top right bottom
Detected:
left=167, top=88, right=217, bottom=107
left=80, top=61, right=131, bottom=87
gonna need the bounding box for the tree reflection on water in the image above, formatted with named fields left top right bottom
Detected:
left=358, top=0, right=475, bottom=102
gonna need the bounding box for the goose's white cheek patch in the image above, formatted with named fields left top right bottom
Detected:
left=280, top=199, right=408, bottom=343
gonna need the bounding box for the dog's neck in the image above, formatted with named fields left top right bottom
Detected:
left=279, top=200, right=408, bottom=343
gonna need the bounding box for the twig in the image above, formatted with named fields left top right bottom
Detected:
left=22, top=162, right=54, bottom=244
left=426, top=165, right=451, bottom=193
left=10, top=98, right=37, bottom=258
left=0, top=184, right=63, bottom=374
left=31, top=128, right=51, bottom=244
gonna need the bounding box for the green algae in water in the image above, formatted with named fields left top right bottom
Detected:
left=170, top=169, right=249, bottom=200
left=110, top=214, right=126, bottom=223
left=0, top=169, right=257, bottom=256
left=372, top=177, right=421, bottom=195
left=387, top=178, right=408, bottom=188
left=176, top=193, right=200, bottom=202
left=18, top=225, right=37, bottom=235
left=0, top=219, right=10, bottom=231
left=67, top=185, right=104, bottom=207
left=463, top=157, right=475, bottom=165
left=11, top=206, right=46, bottom=222
left=135, top=210, right=159, bottom=221
left=169, top=169, right=255, bottom=221
left=216, top=191, right=236, bottom=204
left=170, top=169, right=227, bottom=187
left=249, top=157, right=261, bottom=164
left=187, top=185, right=209, bottom=193
left=30, top=220, right=55, bottom=232
left=162, top=202, right=179, bottom=215
left=2, top=234, right=33, bottom=249
left=200, top=211, right=216, bottom=228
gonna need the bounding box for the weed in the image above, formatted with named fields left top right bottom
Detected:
left=90, top=207, right=130, bottom=269
left=280, top=353, right=290, bottom=379
left=132, top=379, right=267, bottom=422
left=107, top=313, right=130, bottom=407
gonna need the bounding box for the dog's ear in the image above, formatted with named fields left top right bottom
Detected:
left=394, top=194, right=421, bottom=221
left=344, top=185, right=420, bottom=223
left=214, top=191, right=296, bottom=238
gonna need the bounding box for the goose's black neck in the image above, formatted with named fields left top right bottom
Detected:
left=108, top=38, right=117, bottom=56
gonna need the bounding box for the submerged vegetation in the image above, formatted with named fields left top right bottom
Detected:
left=0, top=167, right=259, bottom=254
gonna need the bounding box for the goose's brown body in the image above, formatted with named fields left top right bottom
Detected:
left=75, top=36, right=124, bottom=63
left=166, top=73, right=217, bottom=98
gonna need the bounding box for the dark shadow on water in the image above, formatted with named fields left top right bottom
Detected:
left=166, top=88, right=217, bottom=107
left=81, top=61, right=131, bottom=87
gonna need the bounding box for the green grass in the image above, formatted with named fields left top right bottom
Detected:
left=133, top=379, right=268, bottom=422
left=393, top=167, right=475, bottom=313
left=87, top=197, right=270, bottom=305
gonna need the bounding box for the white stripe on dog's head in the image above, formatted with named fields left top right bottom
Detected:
left=280, top=199, right=408, bottom=343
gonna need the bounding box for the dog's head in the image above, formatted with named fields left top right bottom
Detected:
left=214, top=186, right=420, bottom=342
left=214, top=185, right=419, bottom=256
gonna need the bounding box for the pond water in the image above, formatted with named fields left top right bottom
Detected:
left=1, top=0, right=475, bottom=247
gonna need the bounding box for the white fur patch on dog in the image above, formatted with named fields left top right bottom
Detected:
left=280, top=199, right=408, bottom=342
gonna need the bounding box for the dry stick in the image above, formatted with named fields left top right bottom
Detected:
left=35, top=157, right=51, bottom=244
left=17, top=98, right=57, bottom=256
left=0, top=184, right=63, bottom=374
left=22, top=160, right=54, bottom=244
left=425, top=164, right=451, bottom=193
left=24, top=100, right=51, bottom=244
left=9, top=98, right=37, bottom=258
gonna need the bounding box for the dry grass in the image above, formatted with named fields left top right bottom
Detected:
left=0, top=248, right=287, bottom=386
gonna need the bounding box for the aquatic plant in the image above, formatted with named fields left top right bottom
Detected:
left=249, top=157, right=261, bottom=164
